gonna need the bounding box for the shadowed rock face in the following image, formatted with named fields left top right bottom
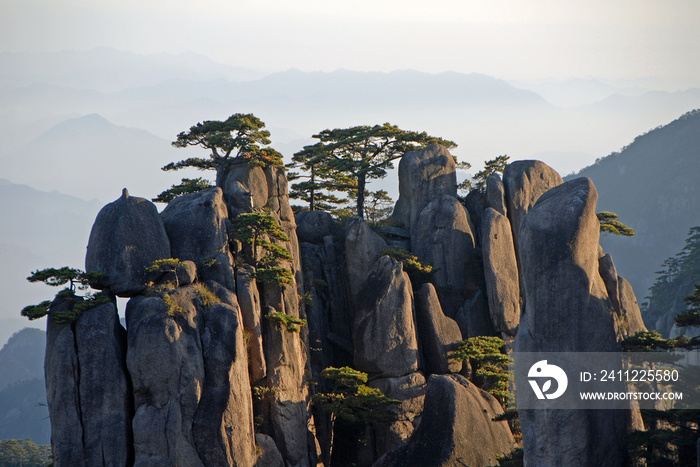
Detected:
left=161, top=187, right=235, bottom=290
left=126, top=286, right=256, bottom=467
left=45, top=301, right=133, bottom=467
left=85, top=189, right=170, bottom=297
left=481, top=207, right=520, bottom=337
left=345, top=217, right=388, bottom=305
left=414, top=283, right=463, bottom=374
left=373, top=374, right=514, bottom=467
left=393, top=144, right=457, bottom=231
left=515, top=177, right=626, bottom=467
left=354, top=256, right=419, bottom=378
left=411, top=195, right=478, bottom=317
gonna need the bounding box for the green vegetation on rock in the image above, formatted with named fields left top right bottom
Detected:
left=152, top=177, right=213, bottom=203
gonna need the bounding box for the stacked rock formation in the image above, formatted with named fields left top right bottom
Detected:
left=44, top=145, right=648, bottom=467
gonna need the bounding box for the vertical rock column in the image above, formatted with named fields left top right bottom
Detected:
left=45, top=301, right=133, bottom=467
left=515, top=177, right=627, bottom=466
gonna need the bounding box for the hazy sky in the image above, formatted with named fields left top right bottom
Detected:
left=2, top=0, right=699, bottom=85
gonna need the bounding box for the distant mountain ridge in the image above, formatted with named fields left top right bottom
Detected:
left=572, top=109, right=700, bottom=312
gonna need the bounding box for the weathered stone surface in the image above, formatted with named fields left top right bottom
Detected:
left=411, top=195, right=478, bottom=317
left=464, top=189, right=487, bottom=241
left=354, top=256, right=419, bottom=378
left=86, top=189, right=170, bottom=296
left=45, top=316, right=83, bottom=467
left=126, top=292, right=206, bottom=467
left=74, top=302, right=133, bottom=467
left=502, top=160, right=563, bottom=250
left=295, top=210, right=338, bottom=245
left=369, top=372, right=427, bottom=457
left=193, top=297, right=257, bottom=467
left=373, top=374, right=514, bottom=467
left=481, top=208, right=520, bottom=336
left=618, top=276, right=648, bottom=338
left=263, top=306, right=312, bottom=467
left=486, top=173, right=507, bottom=216
left=265, top=165, right=302, bottom=276
left=236, top=265, right=266, bottom=383
left=45, top=299, right=133, bottom=467
left=453, top=289, right=495, bottom=338
left=223, top=163, right=269, bottom=213
left=393, top=144, right=457, bottom=230
left=255, top=434, right=284, bottom=467
left=414, top=283, right=462, bottom=374
left=345, top=217, right=388, bottom=304
left=598, top=253, right=622, bottom=312
left=160, top=187, right=235, bottom=290
left=515, top=177, right=627, bottom=467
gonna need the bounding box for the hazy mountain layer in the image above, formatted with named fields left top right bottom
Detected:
left=573, top=110, right=700, bottom=307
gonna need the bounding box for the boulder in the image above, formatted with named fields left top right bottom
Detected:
left=353, top=256, right=419, bottom=378
left=410, top=195, right=478, bottom=317
left=481, top=208, right=520, bottom=337
left=369, top=372, right=427, bottom=457
left=255, top=434, right=284, bottom=467
left=502, top=160, right=563, bottom=251
left=223, top=163, right=269, bottom=213
left=463, top=189, right=487, bottom=242
left=295, top=210, right=337, bottom=244
left=486, top=173, right=507, bottom=216
left=515, top=177, right=627, bottom=466
left=46, top=299, right=133, bottom=467
left=345, top=217, right=388, bottom=304
left=85, top=189, right=170, bottom=296
left=373, top=374, right=514, bottom=467
left=160, top=187, right=235, bottom=289
left=414, top=283, right=463, bottom=374
left=453, top=289, right=495, bottom=338
left=393, top=144, right=457, bottom=230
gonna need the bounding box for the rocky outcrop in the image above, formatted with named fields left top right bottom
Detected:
left=373, top=374, right=514, bottom=467
left=618, top=276, right=647, bottom=338
left=410, top=195, right=478, bottom=317
left=262, top=306, right=313, bottom=467
left=296, top=210, right=338, bottom=244
left=265, top=165, right=302, bottom=275
left=45, top=300, right=133, bottom=467
left=85, top=189, right=170, bottom=296
left=354, top=256, right=419, bottom=378
left=502, top=160, right=563, bottom=250
left=453, top=289, right=495, bottom=339
left=236, top=265, right=266, bottom=383
left=223, top=163, right=269, bottom=213
left=414, top=283, right=462, bottom=374
left=161, top=187, right=235, bottom=290
left=481, top=208, right=520, bottom=337
left=486, top=173, right=507, bottom=216
left=598, top=253, right=647, bottom=338
left=369, top=372, right=427, bottom=457
left=345, top=217, right=388, bottom=304
left=126, top=285, right=256, bottom=466
left=254, top=434, right=284, bottom=467
left=393, top=144, right=457, bottom=230
left=515, top=177, right=627, bottom=466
